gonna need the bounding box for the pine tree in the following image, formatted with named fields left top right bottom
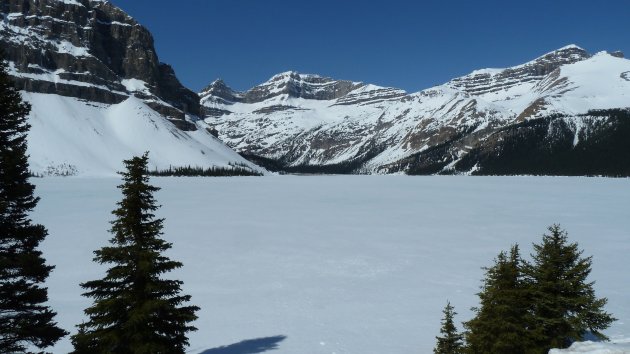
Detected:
left=525, top=225, right=615, bottom=351
left=71, top=153, right=199, bottom=354
left=464, top=245, right=539, bottom=354
left=0, top=50, right=67, bottom=352
left=434, top=301, right=463, bottom=354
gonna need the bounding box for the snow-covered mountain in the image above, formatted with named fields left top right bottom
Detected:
left=0, top=0, right=261, bottom=176
left=3, top=0, right=628, bottom=176
left=202, top=45, right=630, bottom=175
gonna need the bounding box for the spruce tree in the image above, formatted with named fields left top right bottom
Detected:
left=71, top=153, right=199, bottom=354
left=525, top=225, right=615, bottom=351
left=464, top=245, right=539, bottom=354
left=0, top=50, right=67, bottom=352
left=434, top=301, right=463, bottom=354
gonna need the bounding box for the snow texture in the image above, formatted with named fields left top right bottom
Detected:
left=23, top=92, right=261, bottom=176
left=550, top=340, right=630, bottom=353
left=32, top=176, right=630, bottom=353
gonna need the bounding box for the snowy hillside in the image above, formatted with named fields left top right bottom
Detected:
left=202, top=46, right=630, bottom=175
left=33, top=176, right=630, bottom=353
left=1, top=0, right=262, bottom=175
left=550, top=340, right=630, bottom=354
left=24, top=92, right=260, bottom=176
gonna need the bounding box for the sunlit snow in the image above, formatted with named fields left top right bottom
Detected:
left=33, top=176, right=630, bottom=353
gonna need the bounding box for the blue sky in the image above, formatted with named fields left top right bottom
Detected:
left=109, top=0, right=629, bottom=93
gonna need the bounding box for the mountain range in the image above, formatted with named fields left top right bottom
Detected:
left=202, top=46, right=630, bottom=176
left=2, top=0, right=629, bottom=176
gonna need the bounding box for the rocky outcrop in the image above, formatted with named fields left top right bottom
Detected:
left=0, top=0, right=200, bottom=119
left=446, top=45, right=590, bottom=95
left=200, top=71, right=368, bottom=105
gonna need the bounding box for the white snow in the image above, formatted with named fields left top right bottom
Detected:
left=54, top=40, right=91, bottom=57
left=550, top=340, right=630, bottom=353
left=23, top=92, right=261, bottom=176
left=59, top=0, right=85, bottom=6
left=121, top=78, right=151, bottom=94
left=32, top=176, right=630, bottom=354
left=546, top=53, right=630, bottom=114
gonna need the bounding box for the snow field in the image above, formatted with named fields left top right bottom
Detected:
left=33, top=176, right=630, bottom=353
left=23, top=93, right=260, bottom=176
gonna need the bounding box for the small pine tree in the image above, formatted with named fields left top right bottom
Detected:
left=0, top=50, right=67, bottom=351
left=434, top=301, right=463, bottom=354
left=71, top=153, right=199, bottom=354
left=525, top=225, right=615, bottom=351
left=464, top=245, right=538, bottom=354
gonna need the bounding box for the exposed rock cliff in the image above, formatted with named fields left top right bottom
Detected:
left=1, top=0, right=200, bottom=126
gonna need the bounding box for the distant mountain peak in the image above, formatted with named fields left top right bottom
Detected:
left=199, top=79, right=241, bottom=105
left=532, top=44, right=589, bottom=63
left=446, top=45, right=591, bottom=96
left=204, top=78, right=234, bottom=92
left=555, top=44, right=584, bottom=51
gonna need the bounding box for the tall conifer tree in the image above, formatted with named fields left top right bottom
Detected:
left=464, top=245, right=538, bottom=354
left=525, top=225, right=615, bottom=351
left=71, top=153, right=199, bottom=354
left=434, top=301, right=463, bottom=354
left=0, top=50, right=67, bottom=352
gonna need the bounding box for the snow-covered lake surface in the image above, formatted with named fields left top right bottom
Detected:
left=33, top=176, right=630, bottom=354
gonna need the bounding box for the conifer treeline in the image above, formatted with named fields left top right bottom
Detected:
left=434, top=225, right=615, bottom=354
left=149, top=164, right=262, bottom=177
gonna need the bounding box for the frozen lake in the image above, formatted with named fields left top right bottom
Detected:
left=33, top=176, right=630, bottom=353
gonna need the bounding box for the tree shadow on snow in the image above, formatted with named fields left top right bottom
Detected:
left=199, top=335, right=287, bottom=354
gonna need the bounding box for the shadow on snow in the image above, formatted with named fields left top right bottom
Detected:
left=199, top=335, right=287, bottom=354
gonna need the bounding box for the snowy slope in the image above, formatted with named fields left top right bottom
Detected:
left=1, top=0, right=263, bottom=176
left=33, top=176, right=630, bottom=353
left=550, top=340, right=630, bottom=354
left=202, top=46, right=630, bottom=173
left=24, top=92, right=260, bottom=176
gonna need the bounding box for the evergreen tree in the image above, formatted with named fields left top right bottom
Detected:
left=71, top=153, right=199, bottom=354
left=525, top=225, right=615, bottom=351
left=464, top=245, right=539, bottom=354
left=0, top=50, right=67, bottom=352
left=434, top=301, right=463, bottom=354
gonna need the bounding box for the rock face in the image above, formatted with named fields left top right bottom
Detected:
left=200, top=71, right=370, bottom=105
left=202, top=46, right=630, bottom=175
left=0, top=0, right=200, bottom=124
left=0, top=0, right=262, bottom=176
left=447, top=45, right=590, bottom=95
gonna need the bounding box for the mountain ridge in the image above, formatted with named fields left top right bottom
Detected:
left=201, top=45, right=630, bottom=175
left=3, top=0, right=629, bottom=176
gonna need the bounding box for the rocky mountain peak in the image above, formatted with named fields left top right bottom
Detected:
left=0, top=0, right=200, bottom=123
left=447, top=44, right=591, bottom=96
left=199, top=78, right=242, bottom=105
left=528, top=44, right=590, bottom=68
left=609, top=51, right=624, bottom=58
left=202, top=71, right=366, bottom=104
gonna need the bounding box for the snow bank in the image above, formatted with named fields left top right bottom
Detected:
left=550, top=340, right=630, bottom=353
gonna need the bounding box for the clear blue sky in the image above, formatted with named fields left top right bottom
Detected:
left=109, top=0, right=629, bottom=93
